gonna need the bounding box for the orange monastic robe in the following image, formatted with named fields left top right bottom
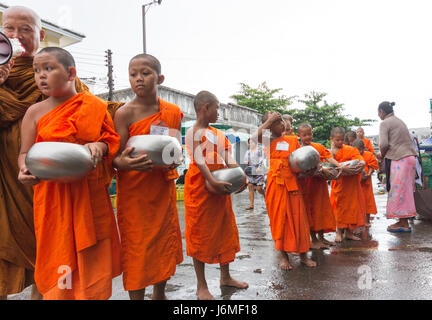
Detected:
left=265, top=136, right=311, bottom=253
left=362, top=138, right=374, bottom=153
left=184, top=126, right=240, bottom=265
left=361, top=151, right=378, bottom=215
left=298, top=143, right=336, bottom=233
left=330, top=145, right=365, bottom=230
left=0, top=56, right=121, bottom=296
left=117, top=98, right=183, bottom=291
left=33, top=92, right=121, bottom=300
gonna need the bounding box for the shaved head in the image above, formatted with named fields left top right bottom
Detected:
left=3, top=6, right=42, bottom=29
left=194, top=91, right=218, bottom=113
left=297, top=123, right=312, bottom=131
left=130, top=53, right=161, bottom=75
left=2, top=6, right=44, bottom=57
left=331, top=127, right=346, bottom=137
left=282, top=114, right=293, bottom=125
left=352, top=139, right=365, bottom=149
left=37, top=47, right=76, bottom=70
left=345, top=130, right=357, bottom=140
left=262, top=111, right=272, bottom=124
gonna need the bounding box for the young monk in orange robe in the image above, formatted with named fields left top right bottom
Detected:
left=356, top=127, right=375, bottom=153
left=18, top=47, right=121, bottom=300
left=253, top=112, right=316, bottom=270
left=329, top=127, right=366, bottom=243
left=113, top=54, right=183, bottom=300
left=353, top=139, right=379, bottom=227
left=282, top=114, right=296, bottom=136
left=184, top=91, right=248, bottom=300
left=296, top=123, right=341, bottom=249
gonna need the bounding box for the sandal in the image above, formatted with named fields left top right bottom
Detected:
left=387, top=227, right=411, bottom=233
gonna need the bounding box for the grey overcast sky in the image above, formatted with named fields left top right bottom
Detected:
left=3, top=0, right=432, bottom=135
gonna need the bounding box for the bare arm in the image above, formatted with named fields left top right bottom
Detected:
left=188, top=127, right=231, bottom=194
left=251, top=112, right=281, bottom=144
left=17, top=106, right=40, bottom=186
left=112, top=108, right=153, bottom=172
left=326, top=157, right=340, bottom=167
left=341, top=160, right=366, bottom=176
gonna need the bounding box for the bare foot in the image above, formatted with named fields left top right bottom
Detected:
left=280, top=259, right=293, bottom=271
left=300, top=254, right=317, bottom=268
left=335, top=233, right=343, bottom=243
left=319, top=242, right=330, bottom=250
left=319, top=238, right=336, bottom=247
left=246, top=206, right=254, bottom=211
left=197, top=287, right=215, bottom=300
left=220, top=278, right=249, bottom=289
left=310, top=240, right=323, bottom=250
left=344, top=231, right=361, bottom=241
left=279, top=252, right=293, bottom=271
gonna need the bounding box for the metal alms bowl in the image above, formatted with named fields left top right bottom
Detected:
left=206, top=167, right=247, bottom=194
left=126, top=135, right=183, bottom=166
left=289, top=146, right=321, bottom=173
left=25, top=142, right=94, bottom=181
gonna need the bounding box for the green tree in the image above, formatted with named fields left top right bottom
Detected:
left=231, top=82, right=295, bottom=114
left=287, top=91, right=376, bottom=143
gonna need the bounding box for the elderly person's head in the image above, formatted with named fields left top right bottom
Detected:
left=378, top=101, right=395, bottom=121
left=2, top=6, right=45, bottom=57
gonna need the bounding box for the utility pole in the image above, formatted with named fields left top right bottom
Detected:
left=105, top=49, right=114, bottom=101
left=142, top=0, right=162, bottom=53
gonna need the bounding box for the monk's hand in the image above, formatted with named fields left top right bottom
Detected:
left=302, top=166, right=318, bottom=178
left=267, top=112, right=282, bottom=125
left=0, top=60, right=13, bottom=86
left=116, top=147, right=153, bottom=172
left=341, top=162, right=364, bottom=176
left=86, top=142, right=107, bottom=168
left=18, top=166, right=40, bottom=186
left=210, top=180, right=232, bottom=195
left=234, top=182, right=248, bottom=194
left=332, top=166, right=343, bottom=179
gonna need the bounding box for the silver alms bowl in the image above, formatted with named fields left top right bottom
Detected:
left=206, top=167, right=247, bottom=194
left=126, top=135, right=183, bottom=166
left=289, top=146, right=321, bottom=173
left=26, top=142, right=94, bottom=181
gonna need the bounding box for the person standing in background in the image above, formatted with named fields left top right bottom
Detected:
left=244, top=139, right=266, bottom=210
left=378, top=101, right=417, bottom=233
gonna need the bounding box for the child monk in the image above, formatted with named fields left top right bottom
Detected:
left=352, top=139, right=379, bottom=227
left=184, top=91, right=248, bottom=300
left=345, top=130, right=357, bottom=146
left=113, top=54, right=183, bottom=300
left=356, top=127, right=375, bottom=153
left=18, top=47, right=121, bottom=300
left=297, top=123, right=341, bottom=249
left=282, top=114, right=296, bottom=136
left=254, top=112, right=316, bottom=270
left=329, top=127, right=366, bottom=242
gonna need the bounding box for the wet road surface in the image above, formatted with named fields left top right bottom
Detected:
left=10, top=177, right=432, bottom=300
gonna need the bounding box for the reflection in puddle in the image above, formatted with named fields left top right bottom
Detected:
left=330, top=240, right=379, bottom=254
